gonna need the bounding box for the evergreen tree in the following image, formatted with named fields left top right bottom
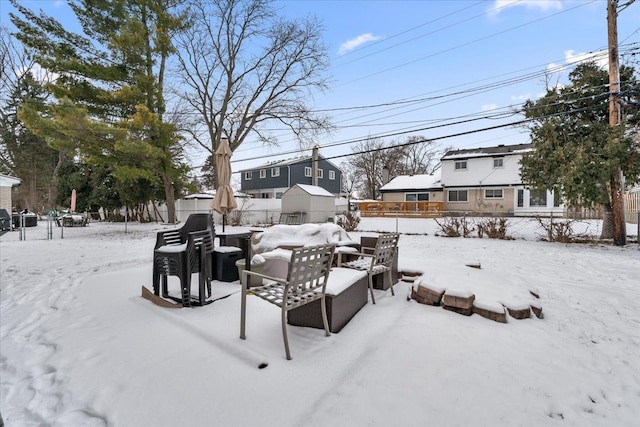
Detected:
left=520, top=62, right=640, bottom=242
left=10, top=0, right=188, bottom=222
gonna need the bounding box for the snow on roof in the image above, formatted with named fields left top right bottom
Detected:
left=380, top=171, right=442, bottom=192
left=183, top=193, right=214, bottom=199
left=287, top=184, right=334, bottom=197
left=442, top=143, right=534, bottom=160
left=0, top=174, right=21, bottom=187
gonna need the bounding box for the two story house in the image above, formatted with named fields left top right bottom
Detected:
left=440, top=143, right=563, bottom=216
left=239, top=155, right=343, bottom=199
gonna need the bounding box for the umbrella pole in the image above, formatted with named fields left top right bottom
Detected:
left=223, top=214, right=226, bottom=232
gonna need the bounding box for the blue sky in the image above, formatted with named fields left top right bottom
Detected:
left=2, top=0, right=640, bottom=174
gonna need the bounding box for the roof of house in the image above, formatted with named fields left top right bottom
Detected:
left=380, top=170, right=442, bottom=192
left=442, top=143, right=534, bottom=160
left=238, top=154, right=340, bottom=173
left=0, top=174, right=21, bottom=187
left=285, top=184, right=334, bottom=197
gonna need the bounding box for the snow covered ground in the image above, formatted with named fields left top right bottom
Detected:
left=1, top=217, right=639, bottom=426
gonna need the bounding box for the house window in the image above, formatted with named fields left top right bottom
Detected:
left=259, top=169, right=266, bottom=179
left=517, top=189, right=524, bottom=207
left=329, top=170, right=335, bottom=180
left=485, top=189, right=503, bottom=198
left=304, top=167, right=312, bottom=177
left=553, top=191, right=561, bottom=207
left=317, top=168, right=323, bottom=179
left=530, top=189, right=547, bottom=207
left=275, top=192, right=283, bottom=199
left=405, top=193, right=430, bottom=201
left=448, top=190, right=468, bottom=202
left=493, top=158, right=504, bottom=168
left=244, top=171, right=252, bottom=180
left=271, top=167, right=280, bottom=177
left=454, top=160, right=467, bottom=170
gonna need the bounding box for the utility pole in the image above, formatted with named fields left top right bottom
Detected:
left=607, top=0, right=627, bottom=246
left=312, top=144, right=319, bottom=187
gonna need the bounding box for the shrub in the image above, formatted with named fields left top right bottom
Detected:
left=434, top=216, right=475, bottom=237
left=336, top=211, right=360, bottom=232
left=477, top=217, right=512, bottom=239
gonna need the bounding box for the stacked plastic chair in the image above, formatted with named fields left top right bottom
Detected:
left=152, top=213, right=215, bottom=307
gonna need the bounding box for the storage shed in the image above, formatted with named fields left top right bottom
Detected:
left=0, top=174, right=21, bottom=213
left=281, top=184, right=335, bottom=223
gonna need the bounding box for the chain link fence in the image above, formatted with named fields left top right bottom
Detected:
left=6, top=206, right=639, bottom=246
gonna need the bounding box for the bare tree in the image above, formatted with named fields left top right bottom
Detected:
left=346, top=136, right=386, bottom=200
left=0, top=26, right=58, bottom=211
left=346, top=135, right=442, bottom=199
left=395, top=136, right=440, bottom=176
left=174, top=0, right=332, bottom=187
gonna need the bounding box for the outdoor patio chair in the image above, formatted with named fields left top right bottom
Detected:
left=240, top=244, right=335, bottom=360
left=152, top=213, right=215, bottom=307
left=337, top=233, right=399, bottom=305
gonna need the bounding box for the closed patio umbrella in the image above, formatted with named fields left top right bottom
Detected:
left=70, top=189, right=77, bottom=213
left=211, top=138, right=237, bottom=232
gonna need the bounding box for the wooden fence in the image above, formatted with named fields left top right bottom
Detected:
left=359, top=201, right=444, bottom=218
left=625, top=191, right=639, bottom=224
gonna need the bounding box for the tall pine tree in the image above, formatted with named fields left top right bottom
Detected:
left=10, top=0, right=188, bottom=222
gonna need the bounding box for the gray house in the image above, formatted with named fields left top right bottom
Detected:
left=239, top=155, right=343, bottom=199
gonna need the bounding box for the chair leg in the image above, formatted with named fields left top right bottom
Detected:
left=161, top=275, right=169, bottom=298
left=320, top=295, right=331, bottom=337
left=281, top=307, right=291, bottom=360
left=368, top=274, right=376, bottom=305
left=152, top=264, right=160, bottom=295
left=180, top=273, right=191, bottom=308
left=198, top=270, right=206, bottom=306
left=240, top=275, right=247, bottom=340
left=388, top=270, right=395, bottom=296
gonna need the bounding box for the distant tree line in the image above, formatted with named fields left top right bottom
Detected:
left=1, top=0, right=331, bottom=222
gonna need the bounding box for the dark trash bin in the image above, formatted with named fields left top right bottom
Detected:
left=214, top=247, right=243, bottom=282
left=0, top=209, right=11, bottom=231
left=12, top=212, right=37, bottom=227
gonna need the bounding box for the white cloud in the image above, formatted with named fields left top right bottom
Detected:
left=564, top=49, right=608, bottom=69
left=481, top=103, right=498, bottom=111
left=545, top=49, right=608, bottom=78
left=338, top=33, right=382, bottom=56
left=488, top=0, right=563, bottom=15
left=510, top=93, right=531, bottom=102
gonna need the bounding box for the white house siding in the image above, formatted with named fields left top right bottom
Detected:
left=440, top=153, right=523, bottom=188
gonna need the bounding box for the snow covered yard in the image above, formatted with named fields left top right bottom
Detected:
left=1, top=218, right=639, bottom=426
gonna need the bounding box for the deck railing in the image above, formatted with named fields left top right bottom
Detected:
left=359, top=201, right=444, bottom=217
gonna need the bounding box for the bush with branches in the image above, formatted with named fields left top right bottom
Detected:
left=336, top=211, right=361, bottom=232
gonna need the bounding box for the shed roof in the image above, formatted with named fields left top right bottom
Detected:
left=0, top=174, right=21, bottom=187
left=285, top=184, right=334, bottom=197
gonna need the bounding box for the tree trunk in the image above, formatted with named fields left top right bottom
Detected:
left=610, top=171, right=626, bottom=245
left=162, top=172, right=176, bottom=224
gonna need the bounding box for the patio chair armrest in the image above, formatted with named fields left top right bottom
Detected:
left=243, top=269, right=288, bottom=286
left=155, top=230, right=182, bottom=248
